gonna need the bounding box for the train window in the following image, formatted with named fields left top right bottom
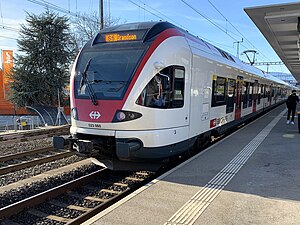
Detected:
left=173, top=68, right=185, bottom=107
left=258, top=83, right=261, bottom=105
left=242, top=82, right=249, bottom=109
left=74, top=48, right=146, bottom=100
left=259, top=84, right=263, bottom=99
left=262, top=85, right=266, bottom=98
left=212, top=76, right=226, bottom=107
left=226, top=78, right=236, bottom=113
left=136, top=65, right=185, bottom=108
left=278, top=88, right=282, bottom=98
left=216, top=48, right=235, bottom=62
left=266, top=86, right=270, bottom=101
left=226, top=54, right=235, bottom=62
left=248, top=83, right=253, bottom=107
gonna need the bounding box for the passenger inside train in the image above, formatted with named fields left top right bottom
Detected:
left=137, top=66, right=185, bottom=109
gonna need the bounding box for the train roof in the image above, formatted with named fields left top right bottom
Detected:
left=95, top=21, right=290, bottom=87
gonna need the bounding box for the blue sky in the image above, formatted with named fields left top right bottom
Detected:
left=0, top=0, right=299, bottom=73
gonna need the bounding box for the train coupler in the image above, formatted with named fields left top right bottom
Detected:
left=53, top=136, right=97, bottom=156
left=73, top=140, right=94, bottom=155
left=53, top=136, right=69, bottom=150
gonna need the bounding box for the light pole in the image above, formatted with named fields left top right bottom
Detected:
left=233, top=38, right=243, bottom=58
left=100, top=0, right=104, bottom=29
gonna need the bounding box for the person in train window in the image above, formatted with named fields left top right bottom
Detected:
left=286, top=90, right=299, bottom=125
left=146, top=76, right=165, bottom=107
left=153, top=76, right=165, bottom=107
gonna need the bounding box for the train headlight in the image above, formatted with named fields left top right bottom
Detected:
left=71, top=107, right=78, bottom=120
left=117, top=111, right=126, bottom=121
left=113, top=110, right=142, bottom=122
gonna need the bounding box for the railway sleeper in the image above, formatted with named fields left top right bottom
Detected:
left=100, top=189, right=122, bottom=195
left=135, top=171, right=151, bottom=176
left=84, top=196, right=106, bottom=203
left=27, top=208, right=72, bottom=223
left=113, top=182, right=128, bottom=187
left=66, top=192, right=108, bottom=203
left=48, top=200, right=91, bottom=212
left=125, top=176, right=144, bottom=182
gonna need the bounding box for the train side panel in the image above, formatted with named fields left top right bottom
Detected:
left=189, top=53, right=212, bottom=137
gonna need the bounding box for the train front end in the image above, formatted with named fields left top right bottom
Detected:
left=54, top=22, right=191, bottom=170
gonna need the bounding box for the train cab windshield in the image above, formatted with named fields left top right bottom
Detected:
left=74, top=47, right=146, bottom=100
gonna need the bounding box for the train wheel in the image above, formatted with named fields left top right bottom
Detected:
left=190, top=132, right=211, bottom=155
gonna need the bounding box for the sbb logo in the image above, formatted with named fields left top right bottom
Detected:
left=89, top=111, right=101, bottom=119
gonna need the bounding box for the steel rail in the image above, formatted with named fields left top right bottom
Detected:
left=0, top=131, right=69, bottom=145
left=0, top=150, right=75, bottom=175
left=0, top=125, right=70, bottom=142
left=0, top=147, right=54, bottom=162
left=0, top=168, right=108, bottom=219
left=66, top=172, right=155, bottom=225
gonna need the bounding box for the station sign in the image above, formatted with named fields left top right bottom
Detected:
left=1, top=50, right=13, bottom=100
left=2, top=50, right=13, bottom=85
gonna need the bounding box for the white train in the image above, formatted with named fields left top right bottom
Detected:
left=54, top=21, right=292, bottom=170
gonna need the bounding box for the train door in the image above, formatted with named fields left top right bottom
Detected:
left=235, top=76, right=243, bottom=120
left=269, top=86, right=273, bottom=106
left=226, top=78, right=235, bottom=114
left=271, top=86, right=274, bottom=105
left=188, top=54, right=210, bottom=137
left=253, top=80, right=258, bottom=112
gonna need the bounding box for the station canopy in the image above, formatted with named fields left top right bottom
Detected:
left=245, top=2, right=300, bottom=83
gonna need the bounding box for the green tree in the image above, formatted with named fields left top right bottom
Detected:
left=9, top=10, right=75, bottom=107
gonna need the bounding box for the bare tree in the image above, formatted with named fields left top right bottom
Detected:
left=72, top=11, right=124, bottom=50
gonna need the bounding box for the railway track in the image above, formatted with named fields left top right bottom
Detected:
left=0, top=107, right=276, bottom=224
left=0, top=125, right=70, bottom=146
left=0, top=147, right=75, bottom=175
left=0, top=168, right=155, bottom=224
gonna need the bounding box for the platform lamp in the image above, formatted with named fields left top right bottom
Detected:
left=298, top=17, right=300, bottom=61
left=298, top=17, right=300, bottom=34
left=13, top=104, right=17, bottom=131
left=55, top=88, right=62, bottom=126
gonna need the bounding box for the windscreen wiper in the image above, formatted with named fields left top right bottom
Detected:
left=80, top=59, right=98, bottom=105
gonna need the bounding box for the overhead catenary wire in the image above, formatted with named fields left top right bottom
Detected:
left=27, top=0, right=98, bottom=23
left=128, top=0, right=165, bottom=21
left=207, top=0, right=272, bottom=62
left=0, top=25, right=19, bottom=32
left=180, top=0, right=271, bottom=63
left=0, top=35, right=18, bottom=40
left=179, top=0, right=245, bottom=54
left=181, top=0, right=239, bottom=42
left=135, top=0, right=185, bottom=29
left=1, top=0, right=269, bottom=63
left=0, top=0, right=4, bottom=25
left=128, top=0, right=234, bottom=50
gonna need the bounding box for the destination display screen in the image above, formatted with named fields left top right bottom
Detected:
left=105, top=33, right=137, bottom=42
left=94, top=29, right=148, bottom=44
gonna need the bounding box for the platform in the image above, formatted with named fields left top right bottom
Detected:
left=83, top=104, right=300, bottom=225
